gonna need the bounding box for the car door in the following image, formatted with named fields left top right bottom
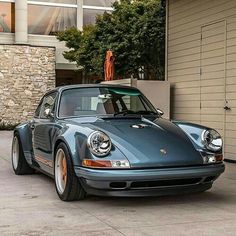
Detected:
left=31, top=92, right=58, bottom=175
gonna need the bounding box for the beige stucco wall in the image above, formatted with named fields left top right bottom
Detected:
left=0, top=45, right=55, bottom=124
left=166, top=0, right=236, bottom=160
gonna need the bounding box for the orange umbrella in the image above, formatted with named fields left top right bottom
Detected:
left=104, top=50, right=115, bottom=81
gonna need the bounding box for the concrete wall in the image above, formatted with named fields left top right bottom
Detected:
left=0, top=44, right=55, bottom=124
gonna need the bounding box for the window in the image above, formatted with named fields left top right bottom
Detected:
left=58, top=87, right=157, bottom=118
left=40, top=92, right=57, bottom=119
left=83, top=0, right=116, bottom=7
left=83, top=9, right=111, bottom=26
left=0, top=1, right=15, bottom=33
left=29, top=0, right=76, bottom=3
left=83, top=0, right=114, bottom=26
left=28, top=1, right=77, bottom=35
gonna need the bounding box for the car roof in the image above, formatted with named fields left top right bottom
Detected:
left=48, top=84, right=139, bottom=94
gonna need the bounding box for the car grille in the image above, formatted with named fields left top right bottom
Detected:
left=130, top=178, right=202, bottom=189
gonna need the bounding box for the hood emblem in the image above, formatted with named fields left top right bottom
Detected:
left=160, top=149, right=167, bottom=155
left=131, top=124, right=149, bottom=129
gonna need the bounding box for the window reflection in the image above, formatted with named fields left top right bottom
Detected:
left=0, top=2, right=15, bottom=33
left=83, top=9, right=111, bottom=26
left=28, top=5, right=76, bottom=35
left=84, top=0, right=116, bottom=7
left=29, top=0, right=77, bottom=4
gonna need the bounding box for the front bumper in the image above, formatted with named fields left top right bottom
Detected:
left=74, top=163, right=225, bottom=197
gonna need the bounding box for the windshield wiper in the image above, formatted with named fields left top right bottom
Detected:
left=113, top=110, right=158, bottom=117
left=113, top=110, right=135, bottom=117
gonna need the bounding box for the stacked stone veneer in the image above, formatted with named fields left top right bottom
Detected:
left=0, top=45, right=56, bottom=124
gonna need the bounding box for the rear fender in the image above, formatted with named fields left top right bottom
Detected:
left=14, top=122, right=34, bottom=165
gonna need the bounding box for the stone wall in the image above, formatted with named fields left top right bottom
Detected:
left=0, top=45, right=56, bottom=124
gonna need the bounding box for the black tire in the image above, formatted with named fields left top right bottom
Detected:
left=54, top=142, right=86, bottom=201
left=12, top=133, right=35, bottom=175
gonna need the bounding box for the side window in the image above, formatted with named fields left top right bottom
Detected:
left=39, top=92, right=57, bottom=119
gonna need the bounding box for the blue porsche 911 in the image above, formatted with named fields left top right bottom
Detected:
left=12, top=85, right=225, bottom=201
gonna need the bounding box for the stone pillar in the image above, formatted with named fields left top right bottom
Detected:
left=15, top=0, right=28, bottom=44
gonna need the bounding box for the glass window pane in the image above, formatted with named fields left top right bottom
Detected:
left=83, top=0, right=116, bottom=7
left=29, top=0, right=77, bottom=4
left=28, top=5, right=77, bottom=35
left=83, top=9, right=111, bottom=25
left=0, top=2, right=15, bottom=33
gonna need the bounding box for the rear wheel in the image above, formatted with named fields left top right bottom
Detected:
left=12, top=134, right=35, bottom=175
left=54, top=143, right=86, bottom=201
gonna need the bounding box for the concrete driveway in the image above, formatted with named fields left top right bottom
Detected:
left=0, top=131, right=236, bottom=236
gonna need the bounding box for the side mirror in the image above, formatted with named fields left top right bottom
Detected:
left=156, top=108, right=164, bottom=117
left=44, top=108, right=54, bottom=118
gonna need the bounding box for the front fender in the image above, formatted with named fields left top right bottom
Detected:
left=53, top=123, right=128, bottom=167
left=173, top=121, right=222, bottom=154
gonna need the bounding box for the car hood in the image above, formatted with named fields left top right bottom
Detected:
left=68, top=117, right=203, bottom=168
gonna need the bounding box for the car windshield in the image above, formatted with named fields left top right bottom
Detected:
left=58, top=87, right=157, bottom=118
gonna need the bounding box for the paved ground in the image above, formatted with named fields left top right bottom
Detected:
left=0, top=131, right=236, bottom=236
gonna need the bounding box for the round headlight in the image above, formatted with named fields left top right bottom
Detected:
left=201, top=129, right=223, bottom=152
left=87, top=131, right=112, bottom=157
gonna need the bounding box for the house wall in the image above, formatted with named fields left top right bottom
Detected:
left=167, top=0, right=236, bottom=160
left=0, top=44, right=55, bottom=124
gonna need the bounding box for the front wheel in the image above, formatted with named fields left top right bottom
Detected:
left=54, top=143, right=86, bottom=201
left=12, top=134, right=35, bottom=175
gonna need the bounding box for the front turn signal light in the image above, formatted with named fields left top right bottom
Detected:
left=203, top=154, right=224, bottom=164
left=82, top=159, right=130, bottom=169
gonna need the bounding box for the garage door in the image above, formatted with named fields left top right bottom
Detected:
left=200, top=21, right=226, bottom=135
left=201, top=20, right=236, bottom=161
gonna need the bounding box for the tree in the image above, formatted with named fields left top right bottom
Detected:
left=57, top=0, right=165, bottom=80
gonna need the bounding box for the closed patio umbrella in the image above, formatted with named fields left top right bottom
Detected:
left=104, top=50, right=115, bottom=81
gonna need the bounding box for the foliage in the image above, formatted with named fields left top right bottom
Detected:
left=0, top=122, right=19, bottom=130
left=57, top=0, right=165, bottom=80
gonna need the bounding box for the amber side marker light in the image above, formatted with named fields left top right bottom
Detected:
left=215, top=154, right=224, bottom=162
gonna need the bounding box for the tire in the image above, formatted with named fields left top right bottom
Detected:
left=54, top=142, right=86, bottom=201
left=12, top=133, right=35, bottom=175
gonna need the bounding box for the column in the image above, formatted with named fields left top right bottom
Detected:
left=15, top=0, right=28, bottom=44
left=77, top=0, right=83, bottom=31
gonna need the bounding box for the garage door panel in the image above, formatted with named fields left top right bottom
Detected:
left=201, top=93, right=225, bottom=101
left=200, top=108, right=224, bottom=115
left=201, top=71, right=224, bottom=80
left=226, top=116, right=236, bottom=123
left=225, top=137, right=236, bottom=146
left=201, top=85, right=224, bottom=94
left=226, top=92, right=236, bottom=100
left=201, top=34, right=225, bottom=45
left=201, top=56, right=225, bottom=66
left=201, top=114, right=224, bottom=122
left=201, top=64, right=224, bottom=73
left=225, top=130, right=236, bottom=138
left=224, top=145, right=236, bottom=154
left=200, top=121, right=223, bottom=130
left=201, top=101, right=224, bottom=108
left=201, top=78, right=224, bottom=87
left=201, top=42, right=223, bottom=53
left=201, top=49, right=224, bottom=60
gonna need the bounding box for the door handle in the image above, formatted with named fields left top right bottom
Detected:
left=224, top=106, right=231, bottom=111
